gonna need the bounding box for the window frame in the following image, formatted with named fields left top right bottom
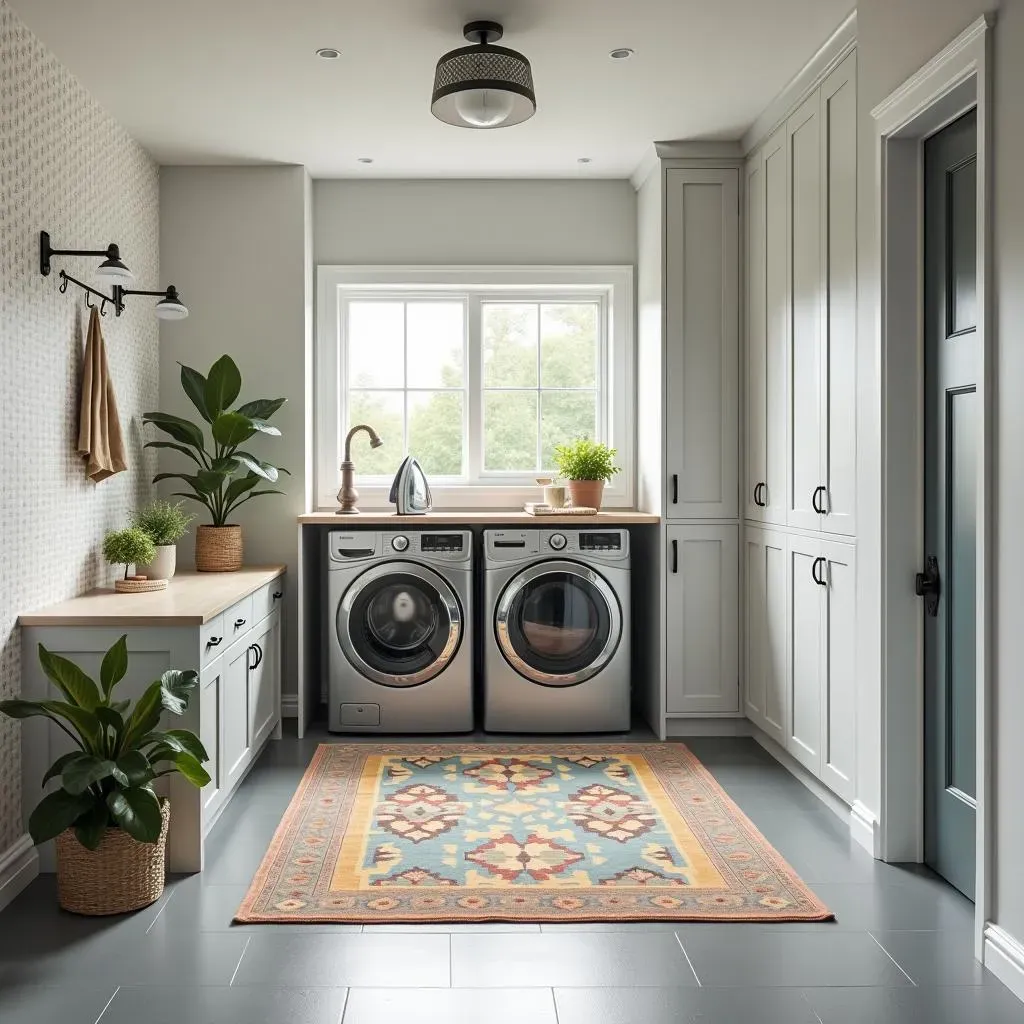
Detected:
left=315, top=265, right=635, bottom=510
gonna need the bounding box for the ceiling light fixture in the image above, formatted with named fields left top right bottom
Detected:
left=39, top=230, right=134, bottom=283
left=609, top=47, right=634, bottom=60
left=431, top=21, right=536, bottom=129
left=114, top=284, right=189, bottom=321
left=316, top=46, right=341, bottom=59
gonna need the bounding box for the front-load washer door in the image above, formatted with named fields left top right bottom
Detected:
left=338, top=562, right=462, bottom=687
left=495, top=561, right=622, bottom=687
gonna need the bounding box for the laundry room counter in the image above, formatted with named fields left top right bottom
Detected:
left=297, top=510, right=661, bottom=525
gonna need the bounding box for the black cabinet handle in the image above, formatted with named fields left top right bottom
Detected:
left=247, top=645, right=257, bottom=671
left=234, top=617, right=247, bottom=629
left=253, top=643, right=263, bottom=669
left=672, top=474, right=678, bottom=505
left=273, top=591, right=283, bottom=600
left=671, top=539, right=678, bottom=575
left=206, top=636, right=222, bottom=649
left=754, top=482, right=766, bottom=508
left=812, top=556, right=827, bottom=587
left=915, top=555, right=941, bottom=617
left=812, top=485, right=827, bottom=514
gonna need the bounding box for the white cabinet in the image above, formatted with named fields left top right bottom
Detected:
left=222, top=634, right=252, bottom=792
left=784, top=534, right=857, bottom=801
left=665, top=525, right=739, bottom=714
left=248, top=611, right=281, bottom=751
left=743, top=527, right=788, bottom=745
left=665, top=167, right=739, bottom=520
left=745, top=51, right=857, bottom=538
left=199, top=656, right=223, bottom=818
left=746, top=129, right=789, bottom=524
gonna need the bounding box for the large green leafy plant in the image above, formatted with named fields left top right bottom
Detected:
left=143, top=355, right=287, bottom=527
left=0, top=637, right=209, bottom=848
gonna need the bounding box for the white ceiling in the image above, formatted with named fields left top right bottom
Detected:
left=12, top=0, right=853, bottom=178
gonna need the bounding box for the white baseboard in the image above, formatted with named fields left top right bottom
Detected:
left=281, top=694, right=299, bottom=718
left=750, top=727, right=853, bottom=826
left=0, top=834, right=38, bottom=913
left=850, top=800, right=881, bottom=857
left=665, top=717, right=753, bottom=738
left=984, top=924, right=1024, bottom=1003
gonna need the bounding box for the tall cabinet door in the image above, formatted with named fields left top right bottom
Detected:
left=665, top=168, right=739, bottom=520
left=787, top=535, right=823, bottom=773
left=820, top=51, right=858, bottom=537
left=786, top=94, right=824, bottom=531
left=744, top=528, right=788, bottom=744
left=820, top=540, right=856, bottom=800
left=666, top=525, right=739, bottom=714
left=745, top=152, right=767, bottom=522
left=763, top=129, right=790, bottom=526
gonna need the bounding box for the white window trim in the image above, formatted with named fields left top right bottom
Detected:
left=315, top=265, right=635, bottom=511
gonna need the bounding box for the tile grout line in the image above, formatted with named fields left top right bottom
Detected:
left=675, top=931, right=702, bottom=986
left=229, top=935, right=252, bottom=986
left=144, top=886, right=177, bottom=934
left=93, top=985, right=120, bottom=1024
left=447, top=933, right=453, bottom=987
left=868, top=931, right=918, bottom=986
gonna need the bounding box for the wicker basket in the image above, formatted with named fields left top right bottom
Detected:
left=55, top=800, right=169, bottom=916
left=195, top=524, right=243, bottom=572
left=114, top=578, right=168, bottom=594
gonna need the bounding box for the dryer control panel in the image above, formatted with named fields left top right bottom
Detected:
left=485, top=529, right=629, bottom=563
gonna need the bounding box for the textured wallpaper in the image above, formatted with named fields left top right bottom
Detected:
left=0, top=1, right=160, bottom=855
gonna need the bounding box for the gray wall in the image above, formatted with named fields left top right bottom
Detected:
left=313, top=179, right=638, bottom=266
left=159, top=166, right=311, bottom=702
left=855, top=0, right=1022, bottom=941
left=0, top=0, right=160, bottom=859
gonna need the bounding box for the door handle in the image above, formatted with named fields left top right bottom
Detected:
left=247, top=645, right=257, bottom=670
left=671, top=539, right=678, bottom=575
left=672, top=474, right=678, bottom=505
left=915, top=555, right=941, bottom=617
left=811, top=556, right=827, bottom=587
left=812, top=485, right=827, bottom=515
left=754, top=482, right=766, bottom=507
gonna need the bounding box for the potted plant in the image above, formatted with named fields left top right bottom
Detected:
left=552, top=438, right=621, bottom=511
left=143, top=355, right=287, bottom=573
left=130, top=499, right=194, bottom=581
left=102, top=528, right=163, bottom=593
left=0, top=636, right=209, bottom=915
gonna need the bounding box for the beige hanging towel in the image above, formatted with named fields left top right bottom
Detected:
left=77, top=305, right=127, bottom=482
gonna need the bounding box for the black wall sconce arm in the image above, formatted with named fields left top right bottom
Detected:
left=40, top=231, right=131, bottom=280
left=113, top=284, right=189, bottom=320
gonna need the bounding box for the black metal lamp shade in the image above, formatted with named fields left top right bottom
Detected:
left=431, top=33, right=536, bottom=129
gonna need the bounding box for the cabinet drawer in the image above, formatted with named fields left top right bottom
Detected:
left=253, top=578, right=285, bottom=624
left=225, top=594, right=254, bottom=640
left=201, top=614, right=225, bottom=663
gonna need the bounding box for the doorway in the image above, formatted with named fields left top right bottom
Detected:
left=922, top=109, right=978, bottom=900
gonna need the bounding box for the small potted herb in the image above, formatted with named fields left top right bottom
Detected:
left=0, top=636, right=209, bottom=915
left=102, top=528, right=163, bottom=593
left=130, top=499, right=194, bottom=580
left=552, top=438, right=621, bottom=511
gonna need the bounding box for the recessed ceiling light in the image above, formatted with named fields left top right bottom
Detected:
left=609, top=47, right=634, bottom=60
left=316, top=46, right=341, bottom=59
left=357, top=157, right=374, bottom=164
left=577, top=157, right=592, bottom=164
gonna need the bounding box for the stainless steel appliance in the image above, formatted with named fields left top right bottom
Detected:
left=482, top=528, right=631, bottom=733
left=389, top=456, right=432, bottom=515
left=327, top=530, right=472, bottom=732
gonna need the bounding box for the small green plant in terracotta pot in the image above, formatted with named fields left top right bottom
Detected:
left=552, top=438, right=620, bottom=511
left=0, top=636, right=209, bottom=915
left=130, top=499, right=194, bottom=581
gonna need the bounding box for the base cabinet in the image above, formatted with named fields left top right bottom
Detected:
left=665, top=525, right=739, bottom=714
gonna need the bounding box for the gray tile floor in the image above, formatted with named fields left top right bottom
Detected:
left=2, top=729, right=1022, bottom=1023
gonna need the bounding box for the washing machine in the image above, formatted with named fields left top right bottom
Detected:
left=483, top=528, right=631, bottom=733
left=327, top=530, right=473, bottom=733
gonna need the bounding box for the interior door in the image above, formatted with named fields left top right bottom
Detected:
left=745, top=151, right=767, bottom=521
left=744, top=528, right=787, bottom=744
left=923, top=109, right=978, bottom=900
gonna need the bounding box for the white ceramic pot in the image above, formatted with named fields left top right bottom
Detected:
left=139, top=545, right=176, bottom=581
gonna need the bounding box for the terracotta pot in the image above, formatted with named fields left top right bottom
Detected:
left=195, top=524, right=243, bottom=572
left=138, top=544, right=176, bottom=581
left=55, top=800, right=169, bottom=916
left=565, top=479, right=605, bottom=510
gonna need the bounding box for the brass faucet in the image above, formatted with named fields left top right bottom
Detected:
left=336, top=424, right=383, bottom=515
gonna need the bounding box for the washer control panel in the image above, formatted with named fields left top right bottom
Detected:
left=391, top=535, right=409, bottom=552
left=548, top=533, right=567, bottom=551
left=486, top=529, right=629, bottom=562
left=329, top=530, right=471, bottom=565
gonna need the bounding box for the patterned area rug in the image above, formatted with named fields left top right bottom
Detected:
left=236, top=744, right=833, bottom=923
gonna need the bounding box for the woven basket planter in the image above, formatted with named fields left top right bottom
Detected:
left=195, top=524, right=243, bottom=572
left=114, top=578, right=168, bottom=594
left=55, top=799, right=170, bottom=916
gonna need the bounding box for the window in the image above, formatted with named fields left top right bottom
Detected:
left=316, top=267, right=633, bottom=509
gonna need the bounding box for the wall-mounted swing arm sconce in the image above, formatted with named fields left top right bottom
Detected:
left=113, top=284, right=189, bottom=321
left=40, top=230, right=133, bottom=282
